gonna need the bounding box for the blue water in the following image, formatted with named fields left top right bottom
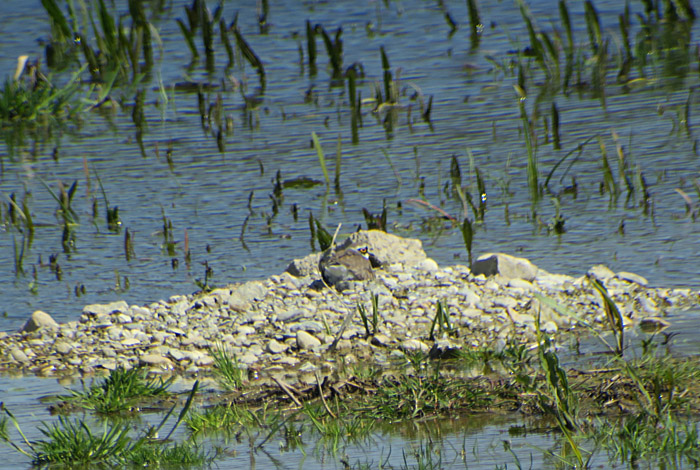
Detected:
left=0, top=1, right=699, bottom=468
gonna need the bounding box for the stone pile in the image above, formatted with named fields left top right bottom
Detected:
left=0, top=231, right=696, bottom=383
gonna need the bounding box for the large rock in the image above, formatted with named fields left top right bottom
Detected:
left=285, top=230, right=427, bottom=277
left=336, top=230, right=427, bottom=266
left=471, top=253, right=539, bottom=281
left=285, top=253, right=322, bottom=277
left=20, top=310, right=59, bottom=333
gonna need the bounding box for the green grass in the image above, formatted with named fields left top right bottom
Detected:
left=186, top=402, right=258, bottom=434
left=360, top=362, right=490, bottom=421
left=4, top=381, right=205, bottom=467
left=210, top=343, right=245, bottom=391
left=594, top=413, right=700, bottom=467
left=304, top=403, right=375, bottom=454
left=62, top=366, right=173, bottom=414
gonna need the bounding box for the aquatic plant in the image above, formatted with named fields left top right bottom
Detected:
left=61, top=366, right=173, bottom=414
left=357, top=293, right=380, bottom=337
left=460, top=218, right=474, bottom=267
left=3, top=382, right=203, bottom=467
left=589, top=276, right=624, bottom=356
left=515, top=86, right=539, bottom=200
left=466, top=0, right=481, bottom=48
left=42, top=0, right=157, bottom=82
left=428, top=300, right=453, bottom=340
left=316, top=24, right=344, bottom=80
left=311, top=131, right=330, bottom=187
left=210, top=342, right=244, bottom=391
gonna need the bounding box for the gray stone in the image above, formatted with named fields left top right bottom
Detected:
left=10, top=348, right=29, bottom=363
left=400, top=339, right=430, bottom=353
left=336, top=230, right=427, bottom=266
left=494, top=297, right=518, bottom=309
left=508, top=279, right=534, bottom=290
left=139, top=354, right=173, bottom=367
left=195, top=354, right=214, bottom=366
left=237, top=326, right=256, bottom=335
left=278, top=308, right=307, bottom=322
left=370, top=334, right=391, bottom=347
left=83, top=300, right=129, bottom=318
left=587, top=265, right=615, bottom=282
left=232, top=281, right=267, bottom=303
left=115, top=313, right=132, bottom=324
left=20, top=310, right=59, bottom=333
left=472, top=253, right=539, bottom=281
left=168, top=349, right=187, bottom=361
left=638, top=296, right=658, bottom=315
left=458, top=288, right=480, bottom=306
left=414, top=258, right=439, bottom=272
left=266, top=339, right=289, bottom=354
left=616, top=271, right=648, bottom=286
left=289, top=321, right=324, bottom=333
left=238, top=353, right=259, bottom=365
left=296, top=330, right=321, bottom=349
left=55, top=341, right=73, bottom=355
left=285, top=252, right=322, bottom=277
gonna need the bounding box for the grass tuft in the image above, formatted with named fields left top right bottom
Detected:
left=211, top=342, right=244, bottom=391
left=63, top=366, right=173, bottom=414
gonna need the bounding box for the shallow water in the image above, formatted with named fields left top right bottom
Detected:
left=0, top=375, right=627, bottom=469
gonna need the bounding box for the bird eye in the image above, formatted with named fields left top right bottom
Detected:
left=358, top=246, right=368, bottom=254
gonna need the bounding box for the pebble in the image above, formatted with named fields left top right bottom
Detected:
left=296, top=330, right=322, bottom=350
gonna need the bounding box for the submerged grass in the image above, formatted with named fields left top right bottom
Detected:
left=4, top=381, right=203, bottom=467
left=210, top=342, right=244, bottom=391
left=62, top=366, right=173, bottom=414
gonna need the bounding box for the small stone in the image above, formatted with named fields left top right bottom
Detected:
left=639, top=317, right=670, bottom=332
left=299, top=361, right=318, bottom=372
left=98, top=359, right=118, bottom=370
left=296, top=330, right=321, bottom=349
left=275, top=356, right=300, bottom=366
left=335, top=339, right=353, bottom=351
left=195, top=355, right=214, bottom=366
left=542, top=321, right=558, bottom=333
left=289, top=321, right=324, bottom=333
left=370, top=334, right=391, bottom=347
left=238, top=353, right=259, bottom=365
left=277, top=308, right=307, bottom=322
left=139, top=354, right=173, bottom=368
left=266, top=339, right=288, bottom=354
left=616, top=271, right=648, bottom=286
left=10, top=348, right=30, bottom=364
left=237, top=326, right=256, bottom=335
left=459, top=288, right=480, bottom=306
left=638, top=296, right=658, bottom=315
left=494, top=297, right=518, bottom=309
left=508, top=279, right=534, bottom=290
left=400, top=339, right=430, bottom=353
left=167, top=349, right=187, bottom=361
left=587, top=265, right=615, bottom=282
left=115, top=313, right=132, bottom=324
left=414, top=258, right=439, bottom=272
left=55, top=342, right=73, bottom=355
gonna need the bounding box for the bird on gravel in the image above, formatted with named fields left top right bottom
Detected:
left=318, top=245, right=380, bottom=289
